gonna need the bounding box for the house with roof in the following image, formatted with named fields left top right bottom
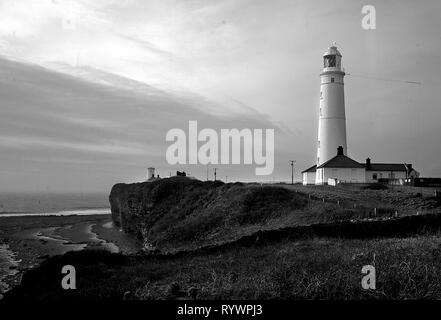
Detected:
left=314, top=146, right=366, bottom=185
left=362, top=158, right=419, bottom=183
left=302, top=146, right=420, bottom=185
left=302, top=164, right=317, bottom=185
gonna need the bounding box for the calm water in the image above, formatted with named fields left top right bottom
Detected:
left=0, top=192, right=110, bottom=216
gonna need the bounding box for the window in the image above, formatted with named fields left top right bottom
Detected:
left=317, top=157, right=320, bottom=164
left=319, top=107, right=322, bottom=116
left=320, top=91, right=323, bottom=99
left=318, top=140, right=320, bottom=148
left=324, top=55, right=336, bottom=68
left=373, top=173, right=378, bottom=180
left=331, top=78, right=335, bottom=83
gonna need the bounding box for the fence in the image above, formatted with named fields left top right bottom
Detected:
left=269, top=183, right=441, bottom=223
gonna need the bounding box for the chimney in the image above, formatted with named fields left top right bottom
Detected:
left=366, top=158, right=371, bottom=170
left=337, top=146, right=344, bottom=156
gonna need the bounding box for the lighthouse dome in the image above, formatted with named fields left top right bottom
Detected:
left=322, top=44, right=343, bottom=70
left=323, top=45, right=342, bottom=57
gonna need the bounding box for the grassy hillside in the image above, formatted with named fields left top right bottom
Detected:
left=110, top=177, right=441, bottom=253
left=5, top=234, right=441, bottom=300
left=110, top=177, right=376, bottom=252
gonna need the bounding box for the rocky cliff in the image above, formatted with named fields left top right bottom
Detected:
left=109, top=177, right=309, bottom=252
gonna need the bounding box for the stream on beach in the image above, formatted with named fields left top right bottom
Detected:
left=0, top=217, right=137, bottom=298
left=0, top=192, right=133, bottom=297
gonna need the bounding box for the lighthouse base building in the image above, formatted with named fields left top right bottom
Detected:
left=302, top=146, right=420, bottom=186
left=315, top=146, right=366, bottom=185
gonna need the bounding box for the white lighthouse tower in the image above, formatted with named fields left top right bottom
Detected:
left=316, top=44, right=347, bottom=171
left=302, top=43, right=419, bottom=186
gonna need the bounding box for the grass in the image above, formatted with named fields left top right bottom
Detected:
left=108, top=178, right=441, bottom=255
left=112, top=178, right=419, bottom=252
left=110, top=178, right=316, bottom=251
left=5, top=233, right=441, bottom=300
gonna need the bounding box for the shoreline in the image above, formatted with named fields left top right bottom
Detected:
left=0, top=208, right=111, bottom=217
left=0, top=214, right=141, bottom=298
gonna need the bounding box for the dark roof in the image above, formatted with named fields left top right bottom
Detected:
left=361, top=163, right=409, bottom=172
left=301, top=164, right=317, bottom=173
left=318, top=155, right=365, bottom=169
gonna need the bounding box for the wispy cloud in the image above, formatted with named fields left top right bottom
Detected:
left=0, top=56, right=285, bottom=191
left=0, top=133, right=154, bottom=155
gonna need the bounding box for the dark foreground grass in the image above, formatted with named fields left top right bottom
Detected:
left=5, top=234, right=441, bottom=300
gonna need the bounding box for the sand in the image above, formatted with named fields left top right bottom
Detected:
left=0, top=214, right=141, bottom=297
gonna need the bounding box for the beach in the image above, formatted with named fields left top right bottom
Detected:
left=0, top=214, right=141, bottom=298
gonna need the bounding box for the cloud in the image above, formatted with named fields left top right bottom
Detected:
left=0, top=0, right=441, bottom=191
left=0, top=56, right=285, bottom=191
left=0, top=135, right=150, bottom=156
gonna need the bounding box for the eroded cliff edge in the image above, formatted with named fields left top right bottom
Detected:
left=109, top=177, right=309, bottom=252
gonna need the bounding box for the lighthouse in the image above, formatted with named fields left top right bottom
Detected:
left=316, top=44, right=347, bottom=170
left=301, top=44, right=420, bottom=186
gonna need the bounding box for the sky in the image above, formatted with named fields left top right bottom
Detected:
left=0, top=0, right=440, bottom=193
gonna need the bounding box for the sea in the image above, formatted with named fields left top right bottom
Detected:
left=0, top=192, right=111, bottom=217
left=0, top=192, right=111, bottom=297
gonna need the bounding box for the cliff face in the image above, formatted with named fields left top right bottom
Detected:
left=109, top=177, right=308, bottom=252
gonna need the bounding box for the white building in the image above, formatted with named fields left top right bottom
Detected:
left=302, top=165, right=317, bottom=185
left=363, top=158, right=419, bottom=183
left=316, top=44, right=347, bottom=172
left=147, top=167, right=156, bottom=181
left=302, top=153, right=419, bottom=185
left=315, top=146, right=365, bottom=185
